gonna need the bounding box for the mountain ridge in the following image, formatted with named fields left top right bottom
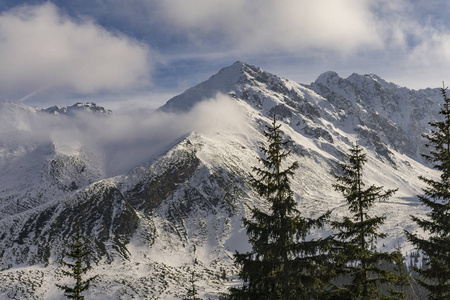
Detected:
left=42, top=102, right=112, bottom=116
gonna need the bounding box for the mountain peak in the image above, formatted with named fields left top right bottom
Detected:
left=159, top=61, right=271, bottom=112
left=228, top=60, right=258, bottom=73
left=314, top=71, right=343, bottom=86
left=42, top=102, right=112, bottom=116
left=230, top=60, right=246, bottom=69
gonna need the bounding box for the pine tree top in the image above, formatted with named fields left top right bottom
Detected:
left=56, top=225, right=97, bottom=300
left=331, top=143, right=399, bottom=299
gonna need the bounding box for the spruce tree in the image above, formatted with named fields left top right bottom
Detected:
left=388, top=247, right=409, bottom=300
left=184, top=245, right=200, bottom=300
left=56, top=226, right=97, bottom=300
left=231, top=117, right=331, bottom=300
left=330, top=143, right=399, bottom=299
left=405, top=86, right=450, bottom=299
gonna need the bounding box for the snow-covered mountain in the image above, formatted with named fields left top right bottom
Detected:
left=43, top=102, right=112, bottom=116
left=0, top=62, right=442, bottom=299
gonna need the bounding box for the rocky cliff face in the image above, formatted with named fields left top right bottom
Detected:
left=308, top=71, right=441, bottom=159
left=0, top=62, right=442, bottom=298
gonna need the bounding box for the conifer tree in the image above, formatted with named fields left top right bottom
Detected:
left=56, top=226, right=97, bottom=300
left=405, top=86, right=450, bottom=299
left=330, top=143, right=399, bottom=299
left=388, top=247, right=409, bottom=300
left=184, top=245, right=200, bottom=300
left=231, top=117, right=331, bottom=300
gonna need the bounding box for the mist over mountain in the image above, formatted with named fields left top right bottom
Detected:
left=0, top=62, right=441, bottom=299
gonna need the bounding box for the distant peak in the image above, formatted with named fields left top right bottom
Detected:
left=43, top=102, right=112, bottom=116
left=315, top=71, right=342, bottom=85
left=346, top=73, right=399, bottom=89
left=223, top=61, right=265, bottom=75
left=322, top=71, right=340, bottom=77
left=231, top=60, right=246, bottom=67
left=73, top=102, right=97, bottom=107
left=230, top=60, right=253, bottom=68
left=218, top=61, right=260, bottom=76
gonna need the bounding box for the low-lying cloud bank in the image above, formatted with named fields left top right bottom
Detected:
left=0, top=94, right=248, bottom=177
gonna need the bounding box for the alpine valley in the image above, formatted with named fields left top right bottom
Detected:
left=0, top=62, right=443, bottom=299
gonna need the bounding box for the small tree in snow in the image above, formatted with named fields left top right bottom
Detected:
left=56, top=225, right=97, bottom=300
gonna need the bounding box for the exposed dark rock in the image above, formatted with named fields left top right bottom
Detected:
left=0, top=182, right=139, bottom=268
left=303, top=125, right=334, bottom=143
left=125, top=150, right=201, bottom=214
left=269, top=104, right=293, bottom=119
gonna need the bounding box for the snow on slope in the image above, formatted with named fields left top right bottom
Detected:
left=0, top=102, right=106, bottom=218
left=0, top=62, right=444, bottom=299
left=308, top=70, right=442, bottom=158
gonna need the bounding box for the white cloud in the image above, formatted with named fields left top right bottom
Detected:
left=0, top=94, right=247, bottom=177
left=405, top=25, right=450, bottom=66
left=395, top=29, right=450, bottom=88
left=146, top=0, right=450, bottom=89
left=91, top=94, right=248, bottom=177
left=0, top=3, right=151, bottom=100
left=154, top=0, right=385, bottom=54
left=359, top=1, right=450, bottom=88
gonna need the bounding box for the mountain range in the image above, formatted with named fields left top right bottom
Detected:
left=0, top=61, right=442, bottom=299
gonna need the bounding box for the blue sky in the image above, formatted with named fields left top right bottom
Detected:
left=1, top=0, right=450, bottom=109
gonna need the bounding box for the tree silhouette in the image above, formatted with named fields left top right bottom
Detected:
left=56, top=225, right=97, bottom=300
left=330, top=143, right=399, bottom=299
left=231, top=117, right=331, bottom=299
left=405, top=86, right=450, bottom=299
